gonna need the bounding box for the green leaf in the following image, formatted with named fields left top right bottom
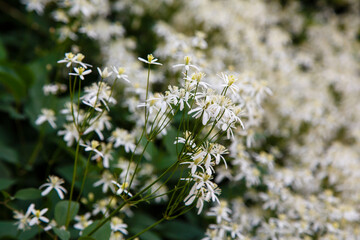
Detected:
left=82, top=220, right=111, bottom=240
left=0, top=40, right=6, bottom=60
left=0, top=104, right=26, bottom=119
left=160, top=220, right=204, bottom=240
left=0, top=144, right=19, bottom=164
left=0, top=71, right=26, bottom=101
left=78, top=237, right=96, bottom=240
left=139, top=231, right=162, bottom=240
left=163, top=127, right=177, bottom=155
left=1, top=190, right=12, bottom=200
left=14, top=188, right=41, bottom=200
left=0, top=221, right=40, bottom=240
left=0, top=178, right=15, bottom=191
left=55, top=201, right=80, bottom=227
left=53, top=227, right=70, bottom=240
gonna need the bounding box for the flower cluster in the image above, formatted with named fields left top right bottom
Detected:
left=15, top=0, right=360, bottom=239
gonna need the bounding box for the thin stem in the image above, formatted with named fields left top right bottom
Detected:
left=27, top=129, right=44, bottom=167
left=144, top=64, right=151, bottom=133
left=76, top=152, right=92, bottom=202
left=128, top=141, right=150, bottom=188
left=76, top=77, right=82, bottom=125
left=85, top=160, right=178, bottom=237
left=126, top=218, right=165, bottom=240
left=65, top=140, right=81, bottom=228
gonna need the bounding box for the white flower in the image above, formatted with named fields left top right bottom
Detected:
left=111, top=217, right=128, bottom=235
left=218, top=73, right=239, bottom=94
left=110, top=231, right=124, bottom=240
left=44, top=219, right=57, bottom=231
left=13, top=204, right=33, bottom=230
left=188, top=99, right=213, bottom=125
left=112, top=66, right=130, bottom=82
left=80, top=140, right=104, bottom=157
left=83, top=112, right=112, bottom=140
left=69, top=67, right=92, bottom=80
left=91, top=142, right=113, bottom=168
left=43, top=83, right=67, bottom=96
left=57, top=52, right=92, bottom=69
left=187, top=72, right=210, bottom=89
left=74, top=213, right=93, bottom=232
left=92, top=199, right=110, bottom=216
left=21, top=0, right=45, bottom=15
left=35, top=108, right=56, bottom=128
left=58, top=123, right=80, bottom=147
left=172, top=56, right=200, bottom=71
left=39, top=175, right=67, bottom=199
left=138, top=54, right=162, bottom=65
left=29, top=205, right=49, bottom=226
left=81, top=82, right=116, bottom=111
left=112, top=181, right=132, bottom=197
left=94, top=171, right=115, bottom=193
left=207, top=201, right=232, bottom=224
left=108, top=128, right=136, bottom=153
left=97, top=67, right=113, bottom=78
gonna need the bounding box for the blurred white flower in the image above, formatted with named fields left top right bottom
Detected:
left=39, top=175, right=67, bottom=199
left=138, top=54, right=162, bottom=65
left=35, top=108, right=56, bottom=128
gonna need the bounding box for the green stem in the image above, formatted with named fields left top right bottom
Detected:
left=126, top=218, right=165, bottom=240
left=65, top=139, right=81, bottom=228
left=86, top=161, right=178, bottom=237
left=144, top=64, right=151, bottom=133
left=76, top=152, right=92, bottom=202
left=27, top=129, right=44, bottom=167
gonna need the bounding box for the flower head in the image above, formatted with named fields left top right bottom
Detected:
left=69, top=67, right=92, bottom=80
left=57, top=52, right=92, bottom=68
left=173, top=55, right=200, bottom=71
left=138, top=54, right=162, bottom=65
left=13, top=204, right=34, bottom=230
left=112, top=181, right=132, bottom=197
left=97, top=67, right=113, bottom=78
left=29, top=205, right=49, bottom=226
left=112, top=66, right=130, bottom=82
left=39, top=175, right=67, bottom=199
left=35, top=108, right=57, bottom=128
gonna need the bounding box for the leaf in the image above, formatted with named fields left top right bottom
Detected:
left=14, top=188, right=41, bottom=200
left=138, top=231, right=162, bottom=240
left=0, top=40, right=6, bottom=60
left=159, top=220, right=204, bottom=240
left=53, top=227, right=70, bottom=240
left=55, top=201, right=80, bottom=227
left=163, top=127, right=177, bottom=155
left=1, top=190, right=12, bottom=200
left=0, top=104, right=26, bottom=119
left=78, top=237, right=96, bottom=240
left=0, top=178, right=15, bottom=191
left=0, top=71, right=26, bottom=101
left=0, top=221, right=39, bottom=240
left=82, top=220, right=111, bottom=240
left=0, top=144, right=19, bottom=164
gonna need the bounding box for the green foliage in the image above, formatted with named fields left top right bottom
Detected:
left=159, top=220, right=204, bottom=240
left=0, top=221, right=40, bottom=239
left=54, top=227, right=71, bottom=240
left=0, top=178, right=16, bottom=191
left=55, top=201, right=79, bottom=226
left=14, top=188, right=42, bottom=200
left=82, top=221, right=111, bottom=240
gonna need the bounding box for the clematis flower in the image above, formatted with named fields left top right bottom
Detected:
left=35, top=108, right=57, bottom=128
left=39, top=175, right=67, bottom=199
left=138, top=54, right=162, bottom=65
left=69, top=67, right=92, bottom=80
left=29, top=205, right=49, bottom=226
